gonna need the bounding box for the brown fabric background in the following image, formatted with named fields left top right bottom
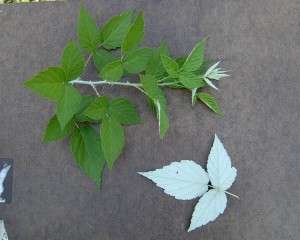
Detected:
left=0, top=0, right=299, bottom=239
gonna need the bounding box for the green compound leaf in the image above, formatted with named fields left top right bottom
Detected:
left=123, top=48, right=153, bottom=74
left=101, top=9, right=134, bottom=50
left=140, top=75, right=169, bottom=138
left=23, top=67, right=66, bottom=101
left=57, top=84, right=82, bottom=129
left=146, top=41, right=169, bottom=79
left=93, top=49, right=119, bottom=71
left=100, top=116, right=125, bottom=170
left=99, top=60, right=123, bottom=81
left=83, top=96, right=110, bottom=121
left=161, top=55, right=179, bottom=78
left=178, top=71, right=206, bottom=89
left=197, top=93, right=223, bottom=115
left=61, top=40, right=85, bottom=81
left=43, top=115, right=75, bottom=142
left=78, top=4, right=102, bottom=52
left=182, top=38, right=206, bottom=72
left=71, top=125, right=106, bottom=189
left=121, top=11, right=144, bottom=56
left=109, top=97, right=141, bottom=125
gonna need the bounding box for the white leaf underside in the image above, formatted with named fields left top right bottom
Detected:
left=139, top=160, right=209, bottom=200
left=188, top=189, right=227, bottom=232
left=207, top=135, right=237, bottom=191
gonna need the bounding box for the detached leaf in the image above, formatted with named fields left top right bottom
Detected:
left=139, top=160, right=209, bottom=200
left=99, top=60, right=123, bottom=81
left=78, top=4, right=102, bottom=52
left=101, top=9, right=134, bottom=50
left=178, top=71, right=205, bottom=89
left=139, top=134, right=238, bottom=232
left=71, top=125, right=106, bottom=189
left=100, top=116, right=125, bottom=170
left=161, top=55, right=179, bottom=78
left=61, top=40, right=85, bottom=81
left=146, top=41, right=169, bottom=79
left=188, top=190, right=227, bottom=232
left=93, top=49, right=119, bottom=71
left=83, top=96, right=109, bottom=121
left=121, top=11, right=144, bottom=56
left=123, top=48, right=153, bottom=74
left=43, top=115, right=75, bottom=142
left=182, top=38, right=206, bottom=72
left=57, top=84, right=82, bottom=129
left=109, top=98, right=141, bottom=125
left=23, top=67, right=66, bottom=101
left=198, top=93, right=223, bottom=115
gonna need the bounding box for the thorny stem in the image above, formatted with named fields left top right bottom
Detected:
left=208, top=184, right=239, bottom=199
left=70, top=78, right=180, bottom=88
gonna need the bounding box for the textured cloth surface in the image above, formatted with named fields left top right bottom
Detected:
left=0, top=0, right=299, bottom=239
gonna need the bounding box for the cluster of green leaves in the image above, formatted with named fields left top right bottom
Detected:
left=24, top=4, right=229, bottom=188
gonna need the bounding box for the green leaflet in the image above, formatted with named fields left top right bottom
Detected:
left=78, top=4, right=102, bottom=52
left=193, top=59, right=214, bottom=75
left=56, top=84, right=82, bottom=130
left=121, top=11, right=144, bottom=56
left=93, top=49, right=119, bottom=71
left=83, top=96, right=110, bottom=121
left=61, top=40, right=85, bottom=81
left=146, top=41, right=169, bottom=79
left=100, top=116, right=125, bottom=170
left=198, top=93, right=223, bottom=115
left=43, top=115, right=75, bottom=142
left=23, top=67, right=66, bottom=101
left=140, top=75, right=169, bottom=138
left=108, top=97, right=141, bottom=125
left=70, top=125, right=106, bottom=189
left=101, top=9, right=134, bottom=50
left=161, top=55, right=179, bottom=78
left=123, top=48, right=153, bottom=74
left=74, top=95, right=98, bottom=123
left=178, top=71, right=206, bottom=89
left=182, top=38, right=206, bottom=72
left=99, top=60, right=123, bottom=81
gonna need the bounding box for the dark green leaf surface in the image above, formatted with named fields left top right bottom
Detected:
left=61, top=40, right=85, bottom=81
left=146, top=41, right=169, bottom=79
left=74, top=95, right=99, bottom=123
left=178, top=71, right=205, bottom=89
left=123, top=48, right=153, bottom=74
left=161, top=55, right=179, bottom=78
left=83, top=96, right=109, bottom=121
left=100, top=116, right=125, bottom=170
left=57, top=84, right=82, bottom=129
left=23, top=67, right=66, bottom=101
left=193, top=59, right=214, bottom=75
left=43, top=115, right=75, bottom=142
left=71, top=125, right=106, bottom=189
left=121, top=11, right=144, bottom=56
left=93, top=49, right=119, bottom=71
left=182, top=38, right=206, bottom=72
left=99, top=60, right=123, bottom=81
left=198, top=93, right=223, bottom=115
left=78, top=4, right=102, bottom=52
left=109, top=97, right=141, bottom=125
left=101, top=9, right=134, bottom=50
